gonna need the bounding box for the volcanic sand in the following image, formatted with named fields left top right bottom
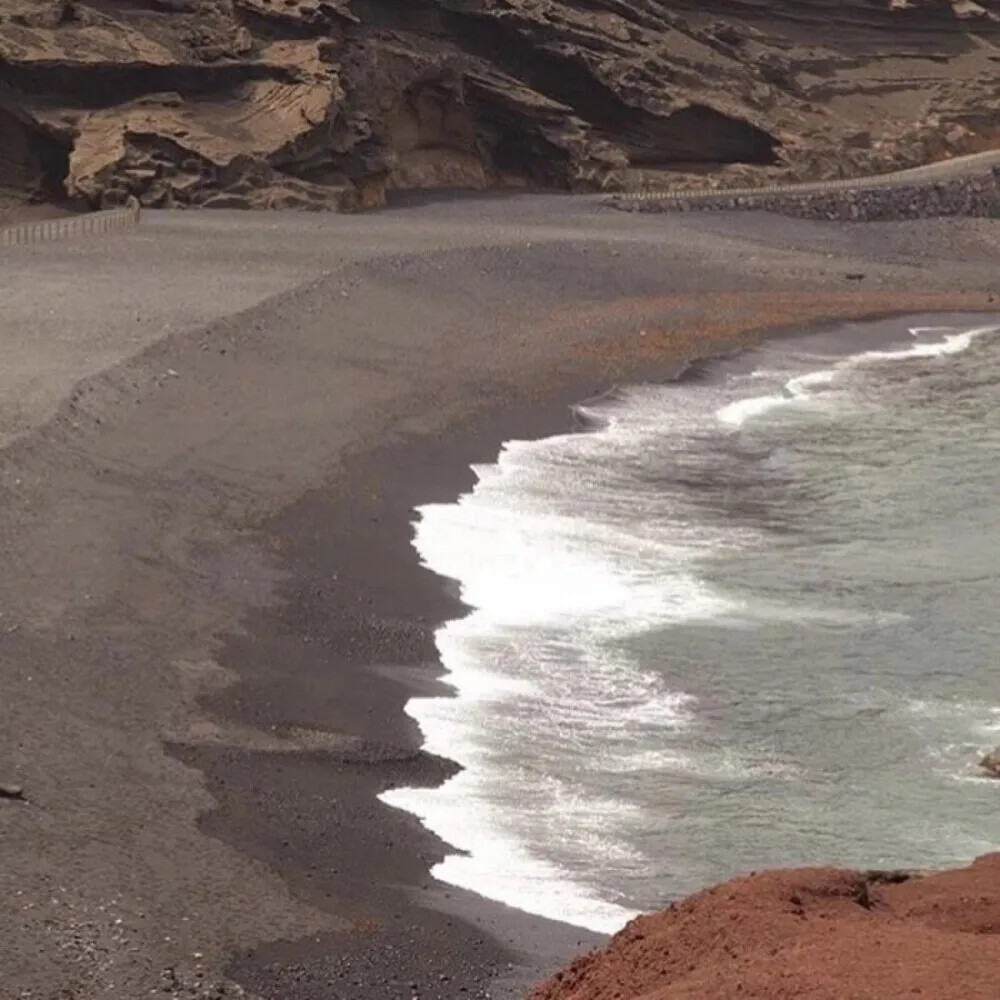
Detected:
left=0, top=196, right=997, bottom=999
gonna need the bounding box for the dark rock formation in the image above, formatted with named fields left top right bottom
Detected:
left=0, top=88, right=72, bottom=204
left=0, top=782, right=25, bottom=800
left=1, top=0, right=999, bottom=211
left=981, top=747, right=1000, bottom=777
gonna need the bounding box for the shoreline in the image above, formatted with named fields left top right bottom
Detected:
left=188, top=373, right=624, bottom=998
left=1, top=199, right=999, bottom=1000
left=182, top=347, right=759, bottom=998
left=337, top=312, right=1000, bottom=950
left=191, top=309, right=998, bottom=997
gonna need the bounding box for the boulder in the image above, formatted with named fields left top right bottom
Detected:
left=980, top=747, right=1000, bottom=778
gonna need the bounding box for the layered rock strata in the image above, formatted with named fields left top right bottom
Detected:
left=1, top=0, right=998, bottom=211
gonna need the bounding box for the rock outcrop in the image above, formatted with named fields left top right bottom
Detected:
left=981, top=747, right=1000, bottom=776
left=530, top=855, right=1000, bottom=1000
left=1, top=0, right=999, bottom=212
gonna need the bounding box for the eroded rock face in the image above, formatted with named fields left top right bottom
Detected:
left=1, top=0, right=998, bottom=211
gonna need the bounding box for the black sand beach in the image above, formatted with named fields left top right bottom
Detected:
left=1, top=197, right=998, bottom=1000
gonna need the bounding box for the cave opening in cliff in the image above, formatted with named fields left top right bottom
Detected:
left=440, top=9, right=779, bottom=170
left=623, top=104, right=779, bottom=168
left=0, top=105, right=71, bottom=205
left=0, top=60, right=283, bottom=110
left=488, top=129, right=572, bottom=187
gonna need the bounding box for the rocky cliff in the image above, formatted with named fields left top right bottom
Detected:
left=1, top=0, right=998, bottom=212
left=529, top=854, right=1000, bottom=1000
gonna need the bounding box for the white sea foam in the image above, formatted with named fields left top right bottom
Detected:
left=382, top=777, right=642, bottom=933
left=717, top=368, right=839, bottom=427
left=695, top=752, right=804, bottom=782
left=379, top=385, right=742, bottom=932
left=906, top=701, right=1000, bottom=791
left=906, top=697, right=1000, bottom=724
left=599, top=748, right=700, bottom=774
left=727, top=601, right=909, bottom=629
left=856, top=324, right=994, bottom=363
left=600, top=746, right=802, bottom=782
left=717, top=324, right=999, bottom=429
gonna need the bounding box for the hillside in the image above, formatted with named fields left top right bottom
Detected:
left=1, top=0, right=998, bottom=211
left=529, top=855, right=1000, bottom=1000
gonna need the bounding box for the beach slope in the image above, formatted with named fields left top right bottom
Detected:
left=0, top=199, right=998, bottom=999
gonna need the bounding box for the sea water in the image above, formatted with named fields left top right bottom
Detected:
left=382, top=315, right=1000, bottom=934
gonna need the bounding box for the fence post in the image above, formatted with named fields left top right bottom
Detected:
left=0, top=205, right=143, bottom=248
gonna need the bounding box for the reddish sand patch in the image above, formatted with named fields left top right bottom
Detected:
left=529, top=854, right=1000, bottom=1000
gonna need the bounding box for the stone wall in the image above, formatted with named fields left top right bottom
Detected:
left=611, top=168, right=1000, bottom=222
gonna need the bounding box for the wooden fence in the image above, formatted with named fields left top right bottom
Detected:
left=0, top=201, right=141, bottom=248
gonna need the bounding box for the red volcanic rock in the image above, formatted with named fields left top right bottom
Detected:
left=530, top=854, right=1000, bottom=1000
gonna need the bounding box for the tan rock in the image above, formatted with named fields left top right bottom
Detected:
left=2, top=0, right=999, bottom=210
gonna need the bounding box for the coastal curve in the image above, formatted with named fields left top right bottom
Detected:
left=1, top=198, right=998, bottom=1000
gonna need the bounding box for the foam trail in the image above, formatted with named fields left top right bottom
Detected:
left=382, top=774, right=642, bottom=934
left=717, top=368, right=837, bottom=427
left=717, top=324, right=999, bottom=429
left=855, top=324, right=996, bottom=363
left=378, top=385, right=741, bottom=933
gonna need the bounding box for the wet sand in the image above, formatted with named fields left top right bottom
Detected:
left=0, top=197, right=997, bottom=999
